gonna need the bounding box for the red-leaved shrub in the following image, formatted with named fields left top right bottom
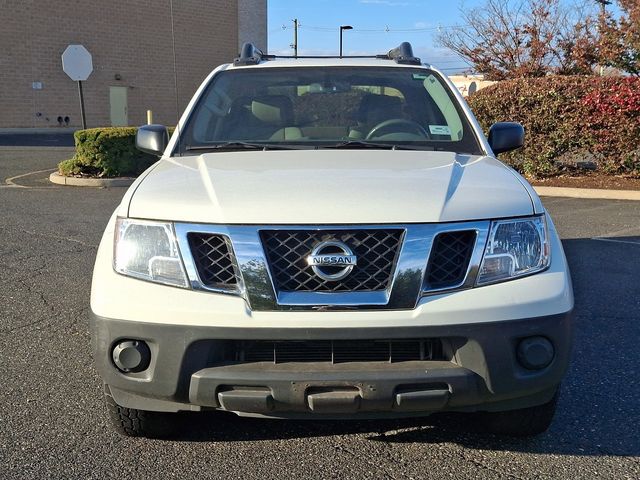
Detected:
left=468, top=76, right=640, bottom=177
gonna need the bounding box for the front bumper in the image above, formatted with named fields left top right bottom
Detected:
left=92, top=209, right=573, bottom=416
left=91, top=311, right=572, bottom=417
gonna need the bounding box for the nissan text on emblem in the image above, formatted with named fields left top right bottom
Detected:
left=306, top=241, right=357, bottom=281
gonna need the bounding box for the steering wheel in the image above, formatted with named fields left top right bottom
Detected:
left=365, top=118, right=430, bottom=140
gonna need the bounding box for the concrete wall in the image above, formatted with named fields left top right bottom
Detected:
left=0, top=0, right=266, bottom=128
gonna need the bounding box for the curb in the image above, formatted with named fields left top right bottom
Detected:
left=46, top=172, right=640, bottom=197
left=533, top=185, right=640, bottom=201
left=0, top=146, right=75, bottom=152
left=49, top=172, right=134, bottom=188
left=0, top=127, right=78, bottom=134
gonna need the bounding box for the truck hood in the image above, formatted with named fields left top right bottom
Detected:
left=127, top=150, right=534, bottom=224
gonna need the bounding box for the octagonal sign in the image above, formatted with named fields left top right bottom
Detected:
left=62, top=45, right=93, bottom=81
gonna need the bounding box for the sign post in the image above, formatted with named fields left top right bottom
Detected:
left=61, top=45, right=93, bottom=129
left=77, top=81, right=87, bottom=129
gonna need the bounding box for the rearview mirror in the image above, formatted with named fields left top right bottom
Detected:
left=488, top=122, right=524, bottom=155
left=136, top=124, right=169, bottom=156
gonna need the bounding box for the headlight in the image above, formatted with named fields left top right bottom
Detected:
left=477, top=215, right=550, bottom=285
left=114, top=218, right=189, bottom=288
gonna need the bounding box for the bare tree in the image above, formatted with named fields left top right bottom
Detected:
left=557, top=14, right=600, bottom=74
left=437, top=0, right=598, bottom=79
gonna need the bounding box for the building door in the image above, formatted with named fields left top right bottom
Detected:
left=110, top=86, right=128, bottom=126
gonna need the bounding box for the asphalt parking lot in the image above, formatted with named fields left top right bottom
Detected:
left=0, top=131, right=75, bottom=147
left=1, top=148, right=639, bottom=479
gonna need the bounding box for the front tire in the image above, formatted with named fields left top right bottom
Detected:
left=104, top=386, right=176, bottom=438
left=479, top=389, right=560, bottom=437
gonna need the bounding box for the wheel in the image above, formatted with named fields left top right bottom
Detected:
left=104, top=386, right=176, bottom=438
left=479, top=389, right=560, bottom=437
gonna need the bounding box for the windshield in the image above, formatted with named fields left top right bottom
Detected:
left=180, top=66, right=483, bottom=154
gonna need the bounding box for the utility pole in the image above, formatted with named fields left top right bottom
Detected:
left=291, top=18, right=299, bottom=57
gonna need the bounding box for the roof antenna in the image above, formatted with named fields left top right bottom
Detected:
left=169, top=0, right=181, bottom=156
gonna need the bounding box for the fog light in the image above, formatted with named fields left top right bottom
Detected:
left=517, top=336, right=554, bottom=370
left=112, top=340, right=151, bottom=373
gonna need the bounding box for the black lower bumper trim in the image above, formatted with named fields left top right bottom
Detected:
left=189, top=361, right=477, bottom=414
left=90, top=311, right=572, bottom=414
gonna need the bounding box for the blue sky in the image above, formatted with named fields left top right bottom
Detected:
left=268, top=0, right=487, bottom=73
left=267, top=0, right=610, bottom=73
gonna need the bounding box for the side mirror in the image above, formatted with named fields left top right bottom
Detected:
left=488, top=122, right=524, bottom=155
left=136, top=124, right=169, bottom=156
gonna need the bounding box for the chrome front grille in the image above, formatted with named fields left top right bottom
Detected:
left=230, top=339, right=445, bottom=364
left=260, top=229, right=404, bottom=292
left=188, top=233, right=238, bottom=289
left=175, top=221, right=490, bottom=310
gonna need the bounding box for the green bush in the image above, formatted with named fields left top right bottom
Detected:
left=468, top=76, right=640, bottom=178
left=58, top=127, right=158, bottom=178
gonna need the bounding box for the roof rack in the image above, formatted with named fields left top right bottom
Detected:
left=233, top=42, right=421, bottom=66
left=383, top=42, right=421, bottom=65
left=234, top=43, right=274, bottom=66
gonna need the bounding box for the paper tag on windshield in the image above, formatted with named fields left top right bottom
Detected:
left=429, top=125, right=451, bottom=135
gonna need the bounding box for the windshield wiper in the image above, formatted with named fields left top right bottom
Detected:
left=320, top=141, right=434, bottom=151
left=185, top=140, right=438, bottom=152
left=184, top=142, right=308, bottom=152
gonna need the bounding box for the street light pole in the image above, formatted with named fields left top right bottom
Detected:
left=594, top=0, right=611, bottom=15
left=339, top=25, right=353, bottom=57
left=594, top=0, right=612, bottom=76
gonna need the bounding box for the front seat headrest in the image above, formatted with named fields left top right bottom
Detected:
left=251, top=95, right=294, bottom=125
left=358, top=94, right=403, bottom=125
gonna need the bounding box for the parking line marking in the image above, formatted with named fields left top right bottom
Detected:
left=599, top=226, right=640, bottom=237
left=4, top=168, right=57, bottom=188
left=591, top=237, right=640, bottom=246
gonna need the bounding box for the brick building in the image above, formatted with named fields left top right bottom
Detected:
left=0, top=0, right=267, bottom=128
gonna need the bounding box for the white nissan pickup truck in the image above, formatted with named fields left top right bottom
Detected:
left=90, top=43, right=573, bottom=438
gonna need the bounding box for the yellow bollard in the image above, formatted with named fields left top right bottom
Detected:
left=147, top=110, right=153, bottom=125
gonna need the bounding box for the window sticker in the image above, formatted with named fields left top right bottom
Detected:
left=412, top=73, right=428, bottom=80
left=429, top=125, right=451, bottom=135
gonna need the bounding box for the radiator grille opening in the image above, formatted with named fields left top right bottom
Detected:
left=424, top=231, right=476, bottom=290
left=229, top=339, right=445, bottom=364
left=188, top=233, right=238, bottom=289
left=260, top=229, right=404, bottom=292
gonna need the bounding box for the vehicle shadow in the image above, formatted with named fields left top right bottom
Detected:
left=166, top=237, right=639, bottom=457
left=168, top=397, right=634, bottom=456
